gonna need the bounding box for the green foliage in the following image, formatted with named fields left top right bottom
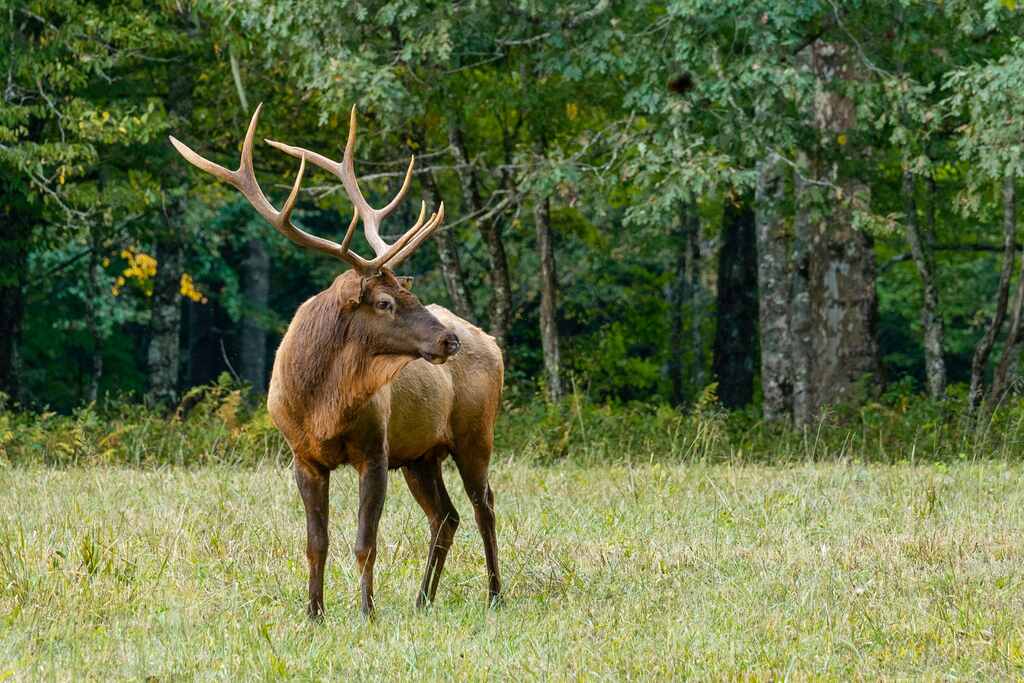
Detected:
left=5, top=379, right=1024, bottom=468
left=0, top=376, right=284, bottom=467
left=5, top=0, right=1024, bottom=412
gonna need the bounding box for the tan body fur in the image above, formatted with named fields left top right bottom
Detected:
left=266, top=270, right=504, bottom=616
left=268, top=275, right=503, bottom=470
left=171, top=105, right=501, bottom=617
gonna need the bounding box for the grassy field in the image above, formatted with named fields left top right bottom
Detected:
left=2, top=458, right=1024, bottom=679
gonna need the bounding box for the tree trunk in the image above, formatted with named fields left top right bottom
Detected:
left=791, top=164, right=814, bottom=425
left=449, top=123, right=511, bottom=355
left=84, top=242, right=103, bottom=403
left=668, top=204, right=692, bottom=406
left=797, top=41, right=880, bottom=422
left=687, top=210, right=706, bottom=394
left=667, top=204, right=705, bottom=404
left=807, top=175, right=879, bottom=414
left=755, top=155, right=792, bottom=421
left=148, top=221, right=184, bottom=406
left=0, top=209, right=28, bottom=403
left=982, top=178, right=1019, bottom=407
left=227, top=46, right=268, bottom=393
left=482, top=221, right=513, bottom=357
left=435, top=227, right=476, bottom=321
left=418, top=157, right=475, bottom=320
left=713, top=196, right=758, bottom=408
left=989, top=265, right=1024, bottom=407
left=534, top=196, right=562, bottom=401
left=902, top=170, right=946, bottom=399
left=239, top=238, right=269, bottom=393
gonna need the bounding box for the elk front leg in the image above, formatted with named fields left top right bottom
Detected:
left=294, top=460, right=330, bottom=620
left=354, top=458, right=388, bottom=616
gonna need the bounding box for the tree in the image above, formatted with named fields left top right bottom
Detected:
left=713, top=197, right=758, bottom=408
left=755, top=155, right=792, bottom=420
left=0, top=1, right=198, bottom=405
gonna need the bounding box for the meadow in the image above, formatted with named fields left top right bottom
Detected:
left=3, top=455, right=1024, bottom=679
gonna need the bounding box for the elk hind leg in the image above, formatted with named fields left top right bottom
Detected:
left=402, top=450, right=459, bottom=607
left=452, top=442, right=501, bottom=605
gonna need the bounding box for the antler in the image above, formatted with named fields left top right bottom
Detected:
left=266, top=106, right=445, bottom=271
left=170, top=105, right=399, bottom=276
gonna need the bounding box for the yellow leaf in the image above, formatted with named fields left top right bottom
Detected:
left=101, top=111, right=110, bottom=122
left=837, top=133, right=847, bottom=146
left=566, top=102, right=579, bottom=121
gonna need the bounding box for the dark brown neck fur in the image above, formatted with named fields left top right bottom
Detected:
left=275, top=272, right=413, bottom=435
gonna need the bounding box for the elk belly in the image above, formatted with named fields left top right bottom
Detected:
left=384, top=361, right=456, bottom=465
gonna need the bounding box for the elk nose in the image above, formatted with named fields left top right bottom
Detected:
left=442, top=332, right=461, bottom=357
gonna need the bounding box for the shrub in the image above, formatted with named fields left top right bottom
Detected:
left=3, top=379, right=1024, bottom=467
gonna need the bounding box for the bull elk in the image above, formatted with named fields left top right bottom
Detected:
left=169, top=105, right=503, bottom=618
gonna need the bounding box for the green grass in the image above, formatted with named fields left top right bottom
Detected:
left=3, top=459, right=1024, bottom=679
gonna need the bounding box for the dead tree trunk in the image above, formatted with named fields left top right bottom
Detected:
left=713, top=196, right=758, bottom=408
left=482, top=221, right=513, bottom=357
left=981, top=178, right=1019, bottom=407
left=435, top=225, right=476, bottom=321
left=755, top=155, right=792, bottom=421
left=989, top=257, right=1024, bottom=407
left=412, top=126, right=475, bottom=320
left=902, top=170, right=946, bottom=399
left=240, top=238, right=269, bottom=392
left=226, top=46, right=269, bottom=393
left=534, top=195, right=562, bottom=401
left=148, top=218, right=184, bottom=406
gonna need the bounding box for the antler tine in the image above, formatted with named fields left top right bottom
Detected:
left=386, top=202, right=446, bottom=270
left=339, top=211, right=360, bottom=255
left=371, top=201, right=428, bottom=264
left=170, top=105, right=369, bottom=270
left=378, top=154, right=416, bottom=218
left=263, top=105, right=446, bottom=273
left=340, top=106, right=418, bottom=257
left=268, top=107, right=420, bottom=261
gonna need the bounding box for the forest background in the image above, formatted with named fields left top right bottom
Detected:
left=4, top=0, right=1024, bottom=438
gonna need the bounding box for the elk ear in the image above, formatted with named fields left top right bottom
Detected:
left=396, top=276, right=414, bottom=291
left=354, top=276, right=371, bottom=304
left=339, top=274, right=369, bottom=307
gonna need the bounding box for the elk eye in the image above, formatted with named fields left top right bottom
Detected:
left=375, top=300, right=393, bottom=311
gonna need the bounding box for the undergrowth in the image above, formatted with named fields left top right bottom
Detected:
left=1, top=375, right=1023, bottom=467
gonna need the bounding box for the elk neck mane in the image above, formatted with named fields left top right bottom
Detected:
left=278, top=272, right=414, bottom=433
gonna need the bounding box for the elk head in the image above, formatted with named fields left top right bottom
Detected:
left=346, top=269, right=461, bottom=364
left=169, top=104, right=460, bottom=364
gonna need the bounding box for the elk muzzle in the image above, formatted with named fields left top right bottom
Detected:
left=420, top=330, right=461, bottom=365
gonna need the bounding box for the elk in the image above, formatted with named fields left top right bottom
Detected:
left=169, top=105, right=503, bottom=618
